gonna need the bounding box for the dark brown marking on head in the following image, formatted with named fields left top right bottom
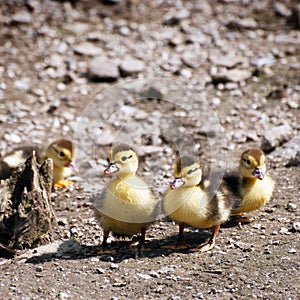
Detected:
left=241, top=148, right=265, bottom=164
left=175, top=156, right=198, bottom=174
left=50, top=139, right=74, bottom=154
left=111, top=143, right=134, bottom=157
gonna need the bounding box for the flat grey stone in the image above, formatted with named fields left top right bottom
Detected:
left=87, top=57, right=119, bottom=82
left=119, top=58, right=145, bottom=76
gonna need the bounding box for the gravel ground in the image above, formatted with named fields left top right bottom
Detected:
left=0, top=0, right=299, bottom=299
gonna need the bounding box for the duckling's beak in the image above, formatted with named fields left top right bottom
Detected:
left=253, top=167, right=264, bottom=180
left=104, top=163, right=119, bottom=175
left=170, top=177, right=184, bottom=189
left=66, top=161, right=77, bottom=173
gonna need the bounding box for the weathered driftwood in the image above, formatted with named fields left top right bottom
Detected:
left=0, top=152, right=56, bottom=258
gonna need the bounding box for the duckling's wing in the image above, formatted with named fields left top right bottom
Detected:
left=200, top=171, right=235, bottom=220
left=222, top=172, right=242, bottom=210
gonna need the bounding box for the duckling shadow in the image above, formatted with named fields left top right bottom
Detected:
left=25, top=229, right=214, bottom=264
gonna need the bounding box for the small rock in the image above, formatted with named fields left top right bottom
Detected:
left=286, top=151, right=300, bottom=167
left=64, top=22, right=90, bottom=35
left=211, top=69, right=252, bottom=83
left=279, top=227, right=290, bottom=235
left=286, top=202, right=297, bottom=212
left=95, top=267, right=105, bottom=274
left=292, top=222, right=300, bottom=232
left=226, top=18, right=258, bottom=29
left=209, top=55, right=247, bottom=68
left=163, top=8, right=190, bottom=25
left=11, top=11, right=32, bottom=24
left=136, top=273, right=152, bottom=280
left=149, top=270, right=160, bottom=278
left=87, top=57, right=119, bottom=82
left=112, top=280, right=127, bottom=287
left=73, top=43, right=103, bottom=56
left=14, top=80, right=30, bottom=91
left=260, top=122, right=293, bottom=153
left=182, top=51, right=204, bottom=68
left=35, top=266, right=43, bottom=272
left=58, top=292, right=69, bottom=300
left=119, top=58, right=145, bottom=76
left=251, top=55, right=276, bottom=68
left=288, top=248, right=297, bottom=254
left=110, top=263, right=119, bottom=269
left=273, top=2, right=291, bottom=17
left=287, top=99, right=299, bottom=109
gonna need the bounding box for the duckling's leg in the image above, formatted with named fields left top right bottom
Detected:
left=98, top=229, right=116, bottom=254
left=191, top=225, right=220, bottom=252
left=162, top=223, right=191, bottom=250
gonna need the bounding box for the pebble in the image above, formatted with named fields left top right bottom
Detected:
left=35, top=266, right=43, bottom=272
left=288, top=248, right=297, bottom=254
left=286, top=202, right=297, bottom=212
left=87, top=57, right=120, bottom=82
left=226, top=17, right=258, bottom=29
left=73, top=43, right=103, bottom=56
left=286, top=151, right=300, bottom=167
left=211, top=69, right=252, bottom=83
left=182, top=51, right=204, bottom=68
left=274, top=2, right=291, bottom=17
left=292, top=222, right=300, bottom=232
left=58, top=292, right=69, bottom=300
left=11, top=11, right=32, bottom=24
left=136, top=273, right=152, bottom=280
left=119, top=58, right=145, bottom=76
left=95, top=267, right=105, bottom=274
left=209, top=55, right=247, bottom=68
left=14, top=79, right=30, bottom=91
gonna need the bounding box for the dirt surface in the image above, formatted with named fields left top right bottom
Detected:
left=0, top=0, right=299, bottom=299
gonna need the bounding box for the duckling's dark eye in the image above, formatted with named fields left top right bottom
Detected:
left=59, top=151, right=65, bottom=158
left=187, top=169, right=193, bottom=175
left=246, top=159, right=251, bottom=165
left=121, top=156, right=127, bottom=161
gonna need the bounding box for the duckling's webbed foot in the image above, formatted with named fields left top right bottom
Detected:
left=54, top=179, right=73, bottom=189
left=162, top=223, right=191, bottom=250
left=191, top=225, right=220, bottom=252
left=230, top=214, right=255, bottom=224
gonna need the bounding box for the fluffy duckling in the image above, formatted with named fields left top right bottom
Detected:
left=93, top=143, right=158, bottom=252
left=163, top=156, right=233, bottom=252
left=223, top=148, right=275, bottom=223
left=0, top=139, right=76, bottom=188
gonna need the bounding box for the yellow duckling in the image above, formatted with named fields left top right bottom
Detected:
left=163, top=156, right=233, bottom=252
left=223, top=148, right=275, bottom=223
left=93, top=143, right=158, bottom=252
left=0, top=139, right=76, bottom=188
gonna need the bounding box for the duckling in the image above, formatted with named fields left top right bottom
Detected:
left=0, top=139, right=76, bottom=188
left=223, top=148, right=275, bottom=223
left=93, top=143, right=158, bottom=252
left=163, top=156, right=233, bottom=252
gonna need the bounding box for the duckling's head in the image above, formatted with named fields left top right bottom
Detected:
left=104, top=143, right=138, bottom=177
left=239, top=148, right=266, bottom=180
left=45, top=139, right=75, bottom=169
left=170, top=156, right=202, bottom=189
